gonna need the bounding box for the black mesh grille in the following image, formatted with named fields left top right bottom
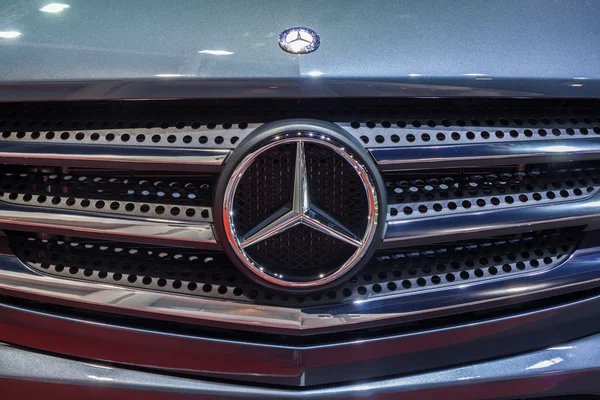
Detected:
left=245, top=224, right=355, bottom=279
left=8, top=228, right=581, bottom=308
left=232, top=144, right=294, bottom=235
left=305, top=143, right=368, bottom=236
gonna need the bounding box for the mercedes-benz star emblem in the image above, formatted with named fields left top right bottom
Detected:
left=214, top=123, right=385, bottom=293
left=278, top=27, right=320, bottom=54
left=238, top=141, right=362, bottom=250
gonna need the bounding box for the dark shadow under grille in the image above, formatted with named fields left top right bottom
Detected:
left=8, top=228, right=582, bottom=308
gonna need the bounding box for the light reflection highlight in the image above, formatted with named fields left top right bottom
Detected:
left=88, top=375, right=114, bottom=382
left=84, top=363, right=113, bottom=370
left=40, top=3, right=70, bottom=13
left=0, top=31, right=21, bottom=39
left=457, top=375, right=481, bottom=381
left=306, top=70, right=325, bottom=77
left=525, top=357, right=563, bottom=370
left=538, top=145, right=581, bottom=152
left=198, top=50, right=234, bottom=56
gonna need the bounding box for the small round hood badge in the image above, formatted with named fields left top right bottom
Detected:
left=278, top=27, right=320, bottom=54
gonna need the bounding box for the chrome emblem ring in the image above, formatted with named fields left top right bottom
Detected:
left=278, top=27, right=320, bottom=54
left=221, top=131, right=379, bottom=290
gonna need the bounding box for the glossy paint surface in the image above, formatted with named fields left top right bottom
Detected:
left=1, top=0, right=600, bottom=100
left=4, top=329, right=600, bottom=398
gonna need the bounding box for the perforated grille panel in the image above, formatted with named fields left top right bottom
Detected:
left=9, top=228, right=581, bottom=308
left=387, top=164, right=600, bottom=220
left=1, top=99, right=599, bottom=151
left=0, top=166, right=213, bottom=221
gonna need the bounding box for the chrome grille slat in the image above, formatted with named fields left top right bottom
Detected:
left=383, top=191, right=600, bottom=248
left=371, top=139, right=600, bottom=170
left=0, top=203, right=218, bottom=249
left=386, top=166, right=600, bottom=221
left=388, top=187, right=596, bottom=221
left=0, top=193, right=213, bottom=222
left=0, top=126, right=258, bottom=149
left=343, top=124, right=600, bottom=148
left=0, top=142, right=229, bottom=171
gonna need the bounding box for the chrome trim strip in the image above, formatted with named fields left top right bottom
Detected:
left=0, top=142, right=229, bottom=172
left=340, top=123, right=600, bottom=149
left=0, top=203, right=219, bottom=250
left=0, top=235, right=599, bottom=333
left=383, top=192, right=600, bottom=247
left=0, top=127, right=259, bottom=149
left=371, top=138, right=600, bottom=170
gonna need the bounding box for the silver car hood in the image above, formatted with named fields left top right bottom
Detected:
left=1, top=0, right=599, bottom=100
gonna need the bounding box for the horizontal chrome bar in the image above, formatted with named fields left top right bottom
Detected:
left=0, top=202, right=219, bottom=250
left=383, top=191, right=600, bottom=248
left=0, top=142, right=229, bottom=172
left=372, top=138, right=600, bottom=170
left=0, top=126, right=259, bottom=149
left=0, top=233, right=599, bottom=334
left=341, top=124, right=600, bottom=149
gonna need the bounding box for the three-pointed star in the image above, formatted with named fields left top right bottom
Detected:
left=238, top=141, right=362, bottom=250
left=289, top=30, right=313, bottom=44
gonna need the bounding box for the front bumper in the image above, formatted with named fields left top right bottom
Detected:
left=2, top=333, right=600, bottom=400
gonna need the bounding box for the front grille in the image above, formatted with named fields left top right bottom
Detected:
left=8, top=228, right=582, bottom=307
left=1, top=98, right=600, bottom=333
